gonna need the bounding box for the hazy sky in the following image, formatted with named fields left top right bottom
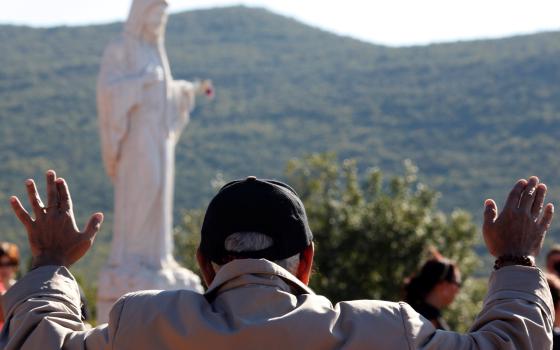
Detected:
left=1, top=0, right=559, bottom=46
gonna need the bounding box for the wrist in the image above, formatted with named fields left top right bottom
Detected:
left=494, top=255, right=535, bottom=270
left=31, top=255, right=67, bottom=270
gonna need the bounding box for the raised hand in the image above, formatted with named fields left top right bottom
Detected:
left=9, top=170, right=104, bottom=269
left=483, top=176, right=554, bottom=258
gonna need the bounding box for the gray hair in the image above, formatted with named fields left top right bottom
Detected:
left=213, top=232, right=300, bottom=274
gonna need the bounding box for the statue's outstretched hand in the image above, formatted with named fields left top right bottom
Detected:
left=9, top=170, right=104, bottom=269
left=483, top=176, right=554, bottom=259
left=191, top=79, right=214, bottom=100
left=200, top=79, right=214, bottom=99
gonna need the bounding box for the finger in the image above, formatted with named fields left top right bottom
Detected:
left=46, top=170, right=58, bottom=208
left=56, top=178, right=72, bottom=211
left=531, top=183, right=547, bottom=219
left=504, top=179, right=528, bottom=210
left=519, top=176, right=539, bottom=212
left=483, top=199, right=498, bottom=231
left=25, top=179, right=44, bottom=218
left=539, top=203, right=554, bottom=232
left=9, top=196, right=33, bottom=229
left=82, top=213, right=104, bottom=240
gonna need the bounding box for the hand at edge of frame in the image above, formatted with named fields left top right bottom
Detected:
left=483, top=176, right=554, bottom=259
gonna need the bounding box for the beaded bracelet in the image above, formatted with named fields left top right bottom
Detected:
left=494, top=255, right=535, bottom=270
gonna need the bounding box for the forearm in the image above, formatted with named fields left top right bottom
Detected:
left=467, top=266, right=553, bottom=348
left=174, top=79, right=196, bottom=112
left=0, top=266, right=109, bottom=350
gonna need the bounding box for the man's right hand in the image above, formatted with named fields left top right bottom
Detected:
left=9, top=170, right=103, bottom=269
left=483, top=176, right=554, bottom=258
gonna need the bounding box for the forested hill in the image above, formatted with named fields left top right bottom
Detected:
left=1, top=6, right=560, bottom=260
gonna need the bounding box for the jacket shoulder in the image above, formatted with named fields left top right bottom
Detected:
left=328, top=299, right=427, bottom=348
left=109, top=290, right=207, bottom=332
left=336, top=299, right=405, bottom=316
left=119, top=289, right=205, bottom=304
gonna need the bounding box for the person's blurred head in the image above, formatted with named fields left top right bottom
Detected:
left=197, top=177, right=314, bottom=286
left=142, top=3, right=168, bottom=42
left=125, top=0, right=169, bottom=43
left=404, top=254, right=461, bottom=310
left=546, top=245, right=560, bottom=277
left=0, top=242, right=19, bottom=283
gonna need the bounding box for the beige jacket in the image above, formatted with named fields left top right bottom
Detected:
left=0, top=259, right=553, bottom=349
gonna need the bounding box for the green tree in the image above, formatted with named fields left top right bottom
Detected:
left=286, top=153, right=483, bottom=331
left=174, top=208, right=205, bottom=275
left=286, top=153, right=479, bottom=299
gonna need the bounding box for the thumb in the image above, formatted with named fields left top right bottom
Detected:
left=83, top=212, right=104, bottom=240
left=483, top=199, right=497, bottom=230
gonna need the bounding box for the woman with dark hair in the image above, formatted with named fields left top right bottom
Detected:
left=403, top=255, right=462, bottom=330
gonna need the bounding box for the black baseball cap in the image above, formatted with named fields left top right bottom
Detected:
left=200, top=176, right=313, bottom=264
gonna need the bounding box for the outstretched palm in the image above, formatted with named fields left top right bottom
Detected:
left=10, top=170, right=103, bottom=268
left=483, top=176, right=554, bottom=258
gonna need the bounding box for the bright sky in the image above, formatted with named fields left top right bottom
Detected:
left=1, top=0, right=559, bottom=46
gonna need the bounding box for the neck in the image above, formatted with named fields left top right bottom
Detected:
left=424, top=290, right=445, bottom=310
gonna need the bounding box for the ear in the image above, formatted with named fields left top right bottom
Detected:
left=196, top=248, right=216, bottom=288
left=295, top=243, right=314, bottom=285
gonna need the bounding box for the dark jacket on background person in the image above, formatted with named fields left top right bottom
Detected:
left=410, top=301, right=450, bottom=331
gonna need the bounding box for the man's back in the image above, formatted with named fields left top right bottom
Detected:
left=2, top=258, right=552, bottom=349
left=109, top=261, right=412, bottom=349
left=2, top=173, right=555, bottom=349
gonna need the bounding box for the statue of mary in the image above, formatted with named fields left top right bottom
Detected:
left=96, top=0, right=211, bottom=322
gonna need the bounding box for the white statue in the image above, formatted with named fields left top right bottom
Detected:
left=96, top=0, right=211, bottom=322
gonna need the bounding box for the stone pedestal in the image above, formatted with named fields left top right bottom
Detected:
left=96, top=260, right=203, bottom=323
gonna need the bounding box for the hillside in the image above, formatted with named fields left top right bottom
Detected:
left=1, top=6, right=560, bottom=273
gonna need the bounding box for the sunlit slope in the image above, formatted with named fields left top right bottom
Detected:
left=1, top=6, right=559, bottom=257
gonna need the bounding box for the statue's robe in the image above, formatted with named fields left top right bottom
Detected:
left=97, top=0, right=196, bottom=268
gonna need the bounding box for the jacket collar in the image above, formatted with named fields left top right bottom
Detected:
left=204, top=259, right=314, bottom=298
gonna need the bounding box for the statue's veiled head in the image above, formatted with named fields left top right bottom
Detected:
left=125, top=0, right=169, bottom=41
